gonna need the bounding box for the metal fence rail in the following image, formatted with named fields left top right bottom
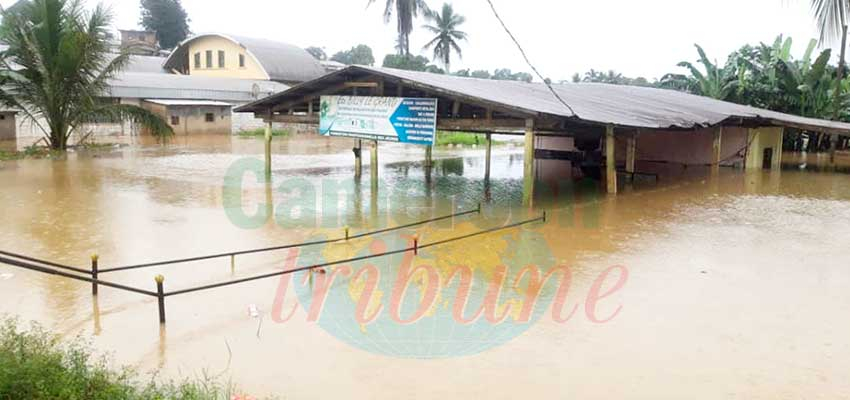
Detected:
left=99, top=206, right=482, bottom=274
left=0, top=250, right=91, bottom=275
left=0, top=209, right=547, bottom=326
left=0, top=254, right=157, bottom=297
left=163, top=213, right=546, bottom=298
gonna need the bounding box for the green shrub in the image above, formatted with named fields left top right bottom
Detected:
left=237, top=128, right=290, bottom=138
left=0, top=318, right=249, bottom=400
left=435, top=132, right=501, bottom=147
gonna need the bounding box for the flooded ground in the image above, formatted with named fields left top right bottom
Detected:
left=0, top=134, right=849, bottom=399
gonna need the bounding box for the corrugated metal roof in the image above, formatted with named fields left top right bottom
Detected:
left=237, top=65, right=850, bottom=135
left=144, top=99, right=232, bottom=106
left=108, top=73, right=288, bottom=103
left=162, top=33, right=326, bottom=83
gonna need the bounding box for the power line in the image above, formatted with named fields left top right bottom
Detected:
left=484, top=0, right=579, bottom=118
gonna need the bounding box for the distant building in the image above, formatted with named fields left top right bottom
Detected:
left=3, top=32, right=327, bottom=142
left=163, top=33, right=326, bottom=84
left=119, top=29, right=163, bottom=56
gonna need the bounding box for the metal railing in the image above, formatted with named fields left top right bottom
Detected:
left=0, top=208, right=547, bottom=326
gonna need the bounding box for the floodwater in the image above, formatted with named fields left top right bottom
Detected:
left=0, top=134, right=849, bottom=399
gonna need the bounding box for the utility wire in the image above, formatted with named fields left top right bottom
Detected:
left=484, top=0, right=579, bottom=118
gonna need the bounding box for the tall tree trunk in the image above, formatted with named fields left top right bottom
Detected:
left=830, top=24, right=848, bottom=161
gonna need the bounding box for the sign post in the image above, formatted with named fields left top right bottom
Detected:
left=319, top=96, right=437, bottom=145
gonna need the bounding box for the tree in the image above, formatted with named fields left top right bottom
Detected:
left=382, top=53, right=431, bottom=71
left=367, top=0, right=430, bottom=56
left=453, top=68, right=470, bottom=77
left=0, top=0, right=173, bottom=150
left=139, top=0, right=190, bottom=49
left=470, top=69, right=491, bottom=79
left=330, top=44, right=375, bottom=66
left=660, top=44, right=739, bottom=100
left=422, top=3, right=467, bottom=74
left=572, top=69, right=654, bottom=86
left=808, top=0, right=850, bottom=158
left=305, top=46, right=327, bottom=61
left=491, top=68, right=533, bottom=82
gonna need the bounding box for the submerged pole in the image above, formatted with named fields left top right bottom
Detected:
left=91, top=254, right=99, bottom=296
left=371, top=140, right=379, bottom=183
left=606, top=125, right=617, bottom=194
left=485, top=133, right=492, bottom=181
left=522, top=119, right=536, bottom=206
left=425, top=145, right=433, bottom=168
left=264, top=117, right=273, bottom=178
left=155, top=275, right=166, bottom=324
left=354, top=140, right=362, bottom=178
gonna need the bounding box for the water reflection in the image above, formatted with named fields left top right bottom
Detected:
left=0, top=135, right=849, bottom=398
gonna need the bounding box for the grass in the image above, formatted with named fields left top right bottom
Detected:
left=237, top=128, right=291, bottom=138
left=0, top=145, right=58, bottom=161
left=435, top=131, right=502, bottom=147
left=0, top=317, right=259, bottom=400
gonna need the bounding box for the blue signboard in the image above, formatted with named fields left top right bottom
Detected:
left=319, top=96, right=438, bottom=145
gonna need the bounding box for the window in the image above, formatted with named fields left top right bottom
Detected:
left=170, top=115, right=180, bottom=125
left=194, top=52, right=201, bottom=69
left=205, top=50, right=213, bottom=68
left=205, top=113, right=215, bottom=122
left=218, top=51, right=225, bottom=68
left=239, top=54, right=245, bottom=68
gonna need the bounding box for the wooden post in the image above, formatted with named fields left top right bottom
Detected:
left=371, top=140, right=379, bottom=183
left=485, top=133, right=493, bottom=181
left=745, top=128, right=760, bottom=170
left=354, top=139, right=362, bottom=178
left=425, top=145, right=433, bottom=167
left=829, top=134, right=839, bottom=164
left=712, top=126, right=723, bottom=171
left=90, top=254, right=99, bottom=296
left=155, top=275, right=166, bottom=324
left=523, top=119, right=536, bottom=206
left=264, top=116, right=272, bottom=178
left=606, top=125, right=617, bottom=194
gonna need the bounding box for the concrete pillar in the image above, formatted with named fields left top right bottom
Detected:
left=606, top=125, right=617, bottom=194
left=712, top=126, right=723, bottom=171
left=745, top=128, right=760, bottom=170
left=264, top=119, right=272, bottom=178
left=485, top=133, right=492, bottom=181
left=774, top=128, right=785, bottom=171
left=523, top=119, right=535, bottom=206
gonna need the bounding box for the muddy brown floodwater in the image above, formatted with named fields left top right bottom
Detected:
left=0, top=134, right=849, bottom=399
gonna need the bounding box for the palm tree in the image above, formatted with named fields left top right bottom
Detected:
left=660, top=44, right=739, bottom=101
left=367, top=0, right=430, bottom=56
left=809, top=0, right=850, bottom=158
left=422, top=3, right=467, bottom=74
left=0, top=0, right=172, bottom=150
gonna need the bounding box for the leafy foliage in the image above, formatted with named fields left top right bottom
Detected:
left=330, top=44, right=376, bottom=66
left=305, top=46, right=327, bottom=61
left=382, top=53, right=442, bottom=72
left=367, top=0, right=430, bottom=56
left=422, top=3, right=467, bottom=74
left=571, top=69, right=654, bottom=86
left=0, top=318, right=246, bottom=399
left=0, top=0, right=173, bottom=150
left=139, top=0, right=191, bottom=49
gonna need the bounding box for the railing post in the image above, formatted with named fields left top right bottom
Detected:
left=91, top=254, right=99, bottom=296
left=413, top=234, right=419, bottom=255
left=155, top=275, right=166, bottom=324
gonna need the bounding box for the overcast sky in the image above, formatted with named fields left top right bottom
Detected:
left=1, top=0, right=834, bottom=82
